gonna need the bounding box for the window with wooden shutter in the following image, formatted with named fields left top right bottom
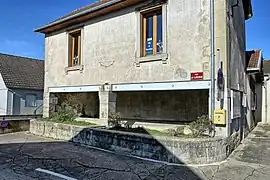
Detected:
left=68, top=30, right=81, bottom=67
left=141, top=7, right=163, bottom=57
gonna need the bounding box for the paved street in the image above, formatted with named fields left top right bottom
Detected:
left=0, top=123, right=269, bottom=180
left=210, top=123, right=270, bottom=180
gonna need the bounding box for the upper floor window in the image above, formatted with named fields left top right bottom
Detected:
left=141, top=7, right=163, bottom=57
left=68, top=30, right=81, bottom=67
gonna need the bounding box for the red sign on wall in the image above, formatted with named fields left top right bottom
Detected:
left=191, top=72, right=204, bottom=80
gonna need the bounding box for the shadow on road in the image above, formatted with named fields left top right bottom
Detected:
left=0, top=130, right=208, bottom=180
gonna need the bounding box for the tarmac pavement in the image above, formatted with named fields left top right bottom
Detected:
left=0, top=123, right=269, bottom=180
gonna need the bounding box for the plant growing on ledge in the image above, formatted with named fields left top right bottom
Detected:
left=189, top=115, right=211, bottom=137
left=51, top=102, right=77, bottom=122
left=108, top=112, right=121, bottom=128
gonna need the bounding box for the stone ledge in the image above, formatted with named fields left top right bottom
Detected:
left=30, top=119, right=240, bottom=165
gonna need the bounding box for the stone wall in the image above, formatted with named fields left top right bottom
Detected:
left=30, top=120, right=84, bottom=141
left=30, top=120, right=238, bottom=164
left=116, top=90, right=209, bottom=122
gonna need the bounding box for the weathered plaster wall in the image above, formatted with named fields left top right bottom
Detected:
left=44, top=0, right=212, bottom=87
left=42, top=0, right=228, bottom=117
left=116, top=90, right=209, bottom=122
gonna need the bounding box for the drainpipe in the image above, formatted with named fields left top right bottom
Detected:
left=210, top=0, right=215, bottom=123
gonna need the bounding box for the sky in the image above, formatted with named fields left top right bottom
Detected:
left=0, top=0, right=268, bottom=60
left=246, top=0, right=270, bottom=59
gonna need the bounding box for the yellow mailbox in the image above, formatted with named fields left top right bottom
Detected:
left=213, top=109, right=226, bottom=125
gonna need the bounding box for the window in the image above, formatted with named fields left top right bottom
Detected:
left=141, top=7, right=163, bottom=57
left=68, top=30, right=81, bottom=67
left=232, top=90, right=241, bottom=118
left=25, top=94, right=37, bottom=107
left=251, top=91, right=257, bottom=110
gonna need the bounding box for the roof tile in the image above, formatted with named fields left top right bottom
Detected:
left=246, top=50, right=261, bottom=69
left=0, top=53, right=44, bottom=90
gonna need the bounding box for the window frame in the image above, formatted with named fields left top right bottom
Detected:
left=25, top=94, right=37, bottom=107
left=141, top=7, right=162, bottom=57
left=135, top=3, right=168, bottom=66
left=68, top=29, right=82, bottom=67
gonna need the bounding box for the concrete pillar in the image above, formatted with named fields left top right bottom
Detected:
left=43, top=90, right=50, bottom=118
left=99, top=85, right=117, bottom=126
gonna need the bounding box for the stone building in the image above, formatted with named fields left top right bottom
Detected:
left=35, top=0, right=253, bottom=137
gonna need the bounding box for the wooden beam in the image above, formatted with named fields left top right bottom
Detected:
left=71, top=36, right=75, bottom=66
left=142, top=17, right=146, bottom=57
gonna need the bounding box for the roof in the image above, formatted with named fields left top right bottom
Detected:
left=52, top=0, right=113, bottom=24
left=34, top=0, right=161, bottom=34
left=264, top=60, right=270, bottom=74
left=246, top=50, right=262, bottom=71
left=35, top=0, right=252, bottom=34
left=0, top=53, right=44, bottom=90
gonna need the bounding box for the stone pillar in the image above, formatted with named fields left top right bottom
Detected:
left=99, top=85, right=117, bottom=126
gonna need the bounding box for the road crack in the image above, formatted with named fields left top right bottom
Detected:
left=244, top=168, right=256, bottom=180
left=209, top=165, right=220, bottom=180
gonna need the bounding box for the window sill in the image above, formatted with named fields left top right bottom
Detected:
left=135, top=53, right=168, bottom=67
left=65, top=65, right=84, bottom=74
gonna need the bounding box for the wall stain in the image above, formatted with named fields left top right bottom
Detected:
left=175, top=68, right=188, bottom=79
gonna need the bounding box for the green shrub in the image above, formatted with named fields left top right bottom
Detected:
left=108, top=112, right=121, bottom=127
left=51, top=103, right=77, bottom=122
left=189, top=115, right=210, bottom=137
left=167, top=126, right=185, bottom=137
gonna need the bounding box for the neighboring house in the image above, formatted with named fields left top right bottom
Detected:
left=245, top=50, right=264, bottom=133
left=35, top=0, right=253, bottom=137
left=262, top=60, right=270, bottom=124
left=0, top=53, right=44, bottom=115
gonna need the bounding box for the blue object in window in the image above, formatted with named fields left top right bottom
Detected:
left=146, top=16, right=153, bottom=55
left=146, top=38, right=153, bottom=55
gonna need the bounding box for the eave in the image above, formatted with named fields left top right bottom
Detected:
left=35, top=0, right=145, bottom=34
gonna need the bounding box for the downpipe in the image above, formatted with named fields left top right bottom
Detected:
left=209, top=0, right=216, bottom=137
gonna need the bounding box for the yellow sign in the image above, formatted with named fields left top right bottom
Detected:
left=213, top=109, right=226, bottom=125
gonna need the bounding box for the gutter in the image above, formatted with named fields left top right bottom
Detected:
left=35, top=0, right=123, bottom=33
left=247, top=67, right=260, bottom=72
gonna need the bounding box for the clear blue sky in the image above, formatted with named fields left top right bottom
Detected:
left=0, top=0, right=268, bottom=60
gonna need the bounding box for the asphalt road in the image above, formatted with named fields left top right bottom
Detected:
left=0, top=132, right=205, bottom=180
left=0, top=124, right=269, bottom=180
